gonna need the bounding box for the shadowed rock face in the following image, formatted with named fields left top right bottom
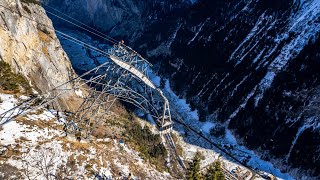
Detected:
left=45, top=0, right=193, bottom=42
left=46, top=0, right=320, bottom=177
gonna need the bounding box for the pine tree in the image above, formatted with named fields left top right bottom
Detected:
left=213, top=161, right=225, bottom=180
left=205, top=164, right=216, bottom=180
left=187, top=152, right=202, bottom=180
left=205, top=161, right=225, bottom=180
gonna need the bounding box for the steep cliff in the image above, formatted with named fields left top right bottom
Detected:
left=0, top=0, right=82, bottom=109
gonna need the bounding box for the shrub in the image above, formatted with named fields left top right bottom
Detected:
left=0, top=61, right=31, bottom=94
left=187, top=152, right=202, bottom=180
left=125, top=120, right=167, bottom=171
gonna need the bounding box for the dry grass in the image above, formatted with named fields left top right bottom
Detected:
left=2, top=145, right=22, bottom=159
left=91, top=125, right=110, bottom=139
left=17, top=118, right=45, bottom=129
left=59, top=137, right=91, bottom=154
left=37, top=136, right=60, bottom=146
left=16, top=114, right=62, bottom=131
left=66, top=155, right=77, bottom=171
left=19, top=136, right=31, bottom=142
left=76, top=154, right=87, bottom=166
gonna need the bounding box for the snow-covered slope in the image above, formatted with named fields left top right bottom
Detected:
left=0, top=93, right=174, bottom=179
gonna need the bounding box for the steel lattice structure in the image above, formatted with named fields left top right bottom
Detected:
left=0, top=4, right=178, bottom=167
left=0, top=43, right=172, bottom=136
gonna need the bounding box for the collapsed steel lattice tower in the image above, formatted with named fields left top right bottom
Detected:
left=0, top=42, right=173, bottom=135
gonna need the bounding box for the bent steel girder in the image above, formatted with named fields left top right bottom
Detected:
left=0, top=71, right=159, bottom=130
left=108, top=44, right=173, bottom=131
left=66, top=68, right=161, bottom=135
left=0, top=41, right=172, bottom=135
left=56, top=31, right=172, bottom=131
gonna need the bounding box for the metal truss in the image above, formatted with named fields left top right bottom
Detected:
left=0, top=43, right=172, bottom=135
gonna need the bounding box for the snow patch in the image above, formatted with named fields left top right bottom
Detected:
left=201, top=122, right=215, bottom=134
left=225, top=129, right=237, bottom=145
left=164, top=80, right=199, bottom=121
left=75, top=89, right=84, bottom=98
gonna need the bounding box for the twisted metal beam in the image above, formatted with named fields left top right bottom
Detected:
left=0, top=43, right=172, bottom=134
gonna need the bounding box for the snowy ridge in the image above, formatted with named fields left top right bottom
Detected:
left=226, top=0, right=320, bottom=112
left=228, top=12, right=271, bottom=63
left=162, top=80, right=293, bottom=179
left=188, top=18, right=210, bottom=45
left=285, top=125, right=309, bottom=162
left=254, top=0, right=320, bottom=105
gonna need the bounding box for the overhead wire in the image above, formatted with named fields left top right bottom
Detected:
left=45, top=9, right=117, bottom=44
left=44, top=5, right=266, bottom=178
left=159, top=83, right=264, bottom=177
left=0, top=3, right=266, bottom=178
left=43, top=4, right=119, bottom=43
left=0, top=4, right=113, bottom=59
left=0, top=4, right=143, bottom=124
left=42, top=3, right=152, bottom=66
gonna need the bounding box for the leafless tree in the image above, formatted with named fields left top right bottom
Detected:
left=21, top=146, right=61, bottom=180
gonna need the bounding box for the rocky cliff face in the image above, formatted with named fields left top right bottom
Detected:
left=0, top=0, right=80, bottom=109
left=46, top=0, right=320, bottom=178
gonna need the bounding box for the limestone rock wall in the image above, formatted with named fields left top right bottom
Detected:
left=0, top=0, right=81, bottom=110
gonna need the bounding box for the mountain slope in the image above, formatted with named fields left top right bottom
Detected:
left=0, top=93, right=175, bottom=179
left=134, top=0, right=320, bottom=177
left=45, top=0, right=320, bottom=178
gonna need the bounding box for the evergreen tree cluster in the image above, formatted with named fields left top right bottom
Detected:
left=187, top=152, right=225, bottom=180
left=127, top=121, right=167, bottom=159
left=205, top=161, right=225, bottom=180
left=125, top=120, right=167, bottom=171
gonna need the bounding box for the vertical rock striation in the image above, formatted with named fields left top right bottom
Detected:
left=0, top=0, right=80, bottom=110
